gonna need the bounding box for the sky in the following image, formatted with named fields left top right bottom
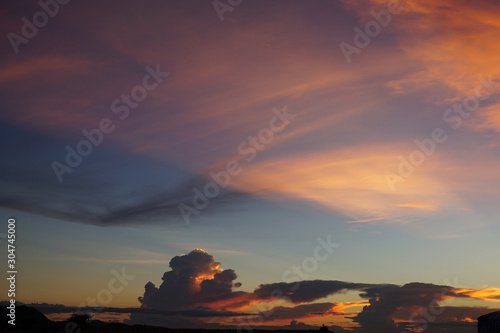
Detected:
left=1, top=0, right=500, bottom=331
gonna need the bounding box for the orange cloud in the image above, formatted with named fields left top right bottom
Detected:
left=472, top=104, right=500, bottom=133
left=215, top=144, right=456, bottom=222
left=350, top=0, right=500, bottom=130
left=455, top=287, right=500, bottom=302
left=394, top=202, right=436, bottom=210
left=332, top=301, right=370, bottom=314
left=4, top=0, right=500, bottom=239
left=0, top=56, right=93, bottom=84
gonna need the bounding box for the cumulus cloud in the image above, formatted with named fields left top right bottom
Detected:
left=138, top=249, right=247, bottom=310
left=133, top=249, right=500, bottom=331
left=27, top=249, right=500, bottom=331
left=259, top=302, right=337, bottom=322
left=353, top=282, right=454, bottom=333
left=254, top=280, right=377, bottom=303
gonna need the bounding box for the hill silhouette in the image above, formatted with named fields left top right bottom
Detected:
left=1, top=305, right=334, bottom=333
left=2, top=305, right=52, bottom=333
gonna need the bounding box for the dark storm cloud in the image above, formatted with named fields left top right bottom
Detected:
left=259, top=302, right=337, bottom=322
left=26, top=304, right=252, bottom=318
left=252, top=281, right=487, bottom=333
left=135, top=249, right=495, bottom=332
left=353, top=282, right=462, bottom=333
left=397, top=306, right=495, bottom=333
left=138, top=261, right=383, bottom=313
left=138, top=249, right=247, bottom=310
left=253, top=280, right=387, bottom=303
left=252, top=281, right=460, bottom=332
left=16, top=243, right=496, bottom=333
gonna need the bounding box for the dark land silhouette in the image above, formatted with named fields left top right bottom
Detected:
left=477, top=311, right=500, bottom=333
left=1, top=305, right=334, bottom=333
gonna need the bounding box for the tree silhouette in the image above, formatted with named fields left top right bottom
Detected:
left=320, top=323, right=332, bottom=332
left=68, top=312, right=91, bottom=333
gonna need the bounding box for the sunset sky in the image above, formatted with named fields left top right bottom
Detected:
left=1, top=0, right=500, bottom=332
